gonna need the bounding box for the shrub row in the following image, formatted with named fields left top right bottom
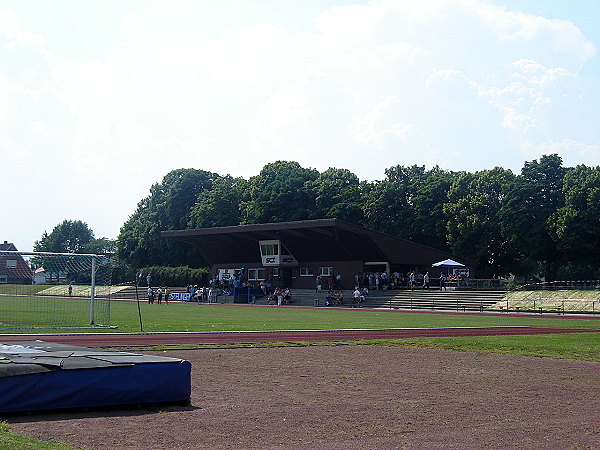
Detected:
left=140, top=265, right=209, bottom=287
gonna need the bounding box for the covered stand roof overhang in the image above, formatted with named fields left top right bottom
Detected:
left=161, top=219, right=470, bottom=268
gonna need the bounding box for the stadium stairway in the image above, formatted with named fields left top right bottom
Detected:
left=111, top=286, right=505, bottom=312
left=288, top=288, right=505, bottom=311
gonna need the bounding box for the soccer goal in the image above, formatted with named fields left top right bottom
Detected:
left=0, top=250, right=116, bottom=329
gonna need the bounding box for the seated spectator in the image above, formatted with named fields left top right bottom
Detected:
left=325, top=290, right=334, bottom=306
left=333, top=290, right=343, bottom=306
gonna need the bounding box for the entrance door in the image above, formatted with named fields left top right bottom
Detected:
left=279, top=268, right=293, bottom=288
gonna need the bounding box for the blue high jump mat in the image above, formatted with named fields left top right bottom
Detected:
left=0, top=340, right=191, bottom=414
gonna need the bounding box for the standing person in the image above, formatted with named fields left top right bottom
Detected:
left=352, top=287, right=362, bottom=307
left=164, top=286, right=170, bottom=304
left=423, top=272, right=430, bottom=289
left=68, top=282, right=73, bottom=297
left=147, top=286, right=154, bottom=304
left=276, top=288, right=283, bottom=306
left=146, top=273, right=151, bottom=287
left=409, top=271, right=416, bottom=291
left=316, top=275, right=322, bottom=293
left=439, top=274, right=447, bottom=291
left=157, top=287, right=163, bottom=304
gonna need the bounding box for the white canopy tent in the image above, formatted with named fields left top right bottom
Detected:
left=431, top=259, right=466, bottom=268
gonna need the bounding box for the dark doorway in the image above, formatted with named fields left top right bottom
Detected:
left=279, top=268, right=293, bottom=288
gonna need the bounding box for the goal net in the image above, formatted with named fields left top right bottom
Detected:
left=0, top=251, right=116, bottom=329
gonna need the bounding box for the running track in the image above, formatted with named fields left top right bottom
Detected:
left=1, top=326, right=598, bottom=347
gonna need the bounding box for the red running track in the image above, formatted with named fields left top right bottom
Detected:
left=0, top=327, right=597, bottom=347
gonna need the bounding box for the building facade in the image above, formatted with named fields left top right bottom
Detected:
left=162, top=219, right=472, bottom=290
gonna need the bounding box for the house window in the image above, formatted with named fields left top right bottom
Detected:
left=248, top=268, right=266, bottom=281
left=272, top=267, right=279, bottom=277
left=6, top=260, right=17, bottom=269
left=299, top=267, right=313, bottom=277
left=0, top=275, right=7, bottom=283
left=318, top=267, right=333, bottom=277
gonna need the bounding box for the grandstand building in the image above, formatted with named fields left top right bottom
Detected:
left=162, top=219, right=471, bottom=289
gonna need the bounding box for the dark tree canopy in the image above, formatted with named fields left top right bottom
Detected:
left=112, top=155, right=598, bottom=281
left=240, top=161, right=319, bottom=224
left=499, top=155, right=566, bottom=280
left=117, top=168, right=218, bottom=268
left=35, top=220, right=95, bottom=254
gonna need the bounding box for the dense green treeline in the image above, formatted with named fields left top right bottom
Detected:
left=115, top=155, right=599, bottom=281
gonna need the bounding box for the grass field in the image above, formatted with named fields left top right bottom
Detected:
left=1, top=300, right=599, bottom=449
left=1, top=299, right=599, bottom=361
left=1, top=297, right=600, bottom=333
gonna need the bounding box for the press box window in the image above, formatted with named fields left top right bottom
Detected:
left=260, top=243, right=279, bottom=256
left=272, top=267, right=279, bottom=277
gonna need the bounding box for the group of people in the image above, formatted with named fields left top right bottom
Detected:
left=351, top=286, right=369, bottom=307
left=354, top=270, right=467, bottom=291
left=265, top=287, right=291, bottom=305
left=146, top=286, right=170, bottom=304
left=186, top=284, right=223, bottom=303
left=315, top=273, right=343, bottom=292
left=324, top=290, right=345, bottom=306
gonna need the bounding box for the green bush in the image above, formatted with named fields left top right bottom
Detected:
left=140, top=266, right=209, bottom=287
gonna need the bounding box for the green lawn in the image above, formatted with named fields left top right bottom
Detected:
left=1, top=301, right=599, bottom=449
left=107, top=302, right=600, bottom=332
left=2, top=299, right=600, bottom=333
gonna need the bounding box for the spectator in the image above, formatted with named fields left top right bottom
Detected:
left=423, top=272, right=430, bottom=289
left=439, top=274, right=447, bottom=291
left=352, top=287, right=362, bottom=307
left=147, top=287, right=154, bottom=304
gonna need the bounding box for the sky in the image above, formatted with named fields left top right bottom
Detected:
left=1, top=0, right=599, bottom=252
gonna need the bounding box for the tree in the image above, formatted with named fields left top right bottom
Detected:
left=362, top=165, right=456, bottom=250
left=310, top=168, right=364, bottom=223
left=499, top=154, right=566, bottom=280
left=409, top=167, right=457, bottom=251
left=34, top=220, right=95, bottom=254
left=444, top=168, right=517, bottom=277
left=240, top=161, right=319, bottom=224
left=550, top=164, right=600, bottom=269
left=117, top=168, right=218, bottom=268
left=190, top=175, right=248, bottom=228
left=361, top=166, right=425, bottom=238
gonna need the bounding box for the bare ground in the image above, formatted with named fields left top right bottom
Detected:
left=7, top=345, right=600, bottom=449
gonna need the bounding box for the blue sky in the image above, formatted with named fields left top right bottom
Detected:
left=1, top=0, right=598, bottom=252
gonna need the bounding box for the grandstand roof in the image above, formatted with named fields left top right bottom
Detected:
left=161, top=219, right=470, bottom=267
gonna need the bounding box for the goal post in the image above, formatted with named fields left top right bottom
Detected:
left=0, top=250, right=116, bottom=329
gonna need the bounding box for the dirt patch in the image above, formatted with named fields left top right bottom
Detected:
left=7, top=346, right=600, bottom=449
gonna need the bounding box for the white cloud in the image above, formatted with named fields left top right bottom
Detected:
left=0, top=1, right=598, bottom=250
